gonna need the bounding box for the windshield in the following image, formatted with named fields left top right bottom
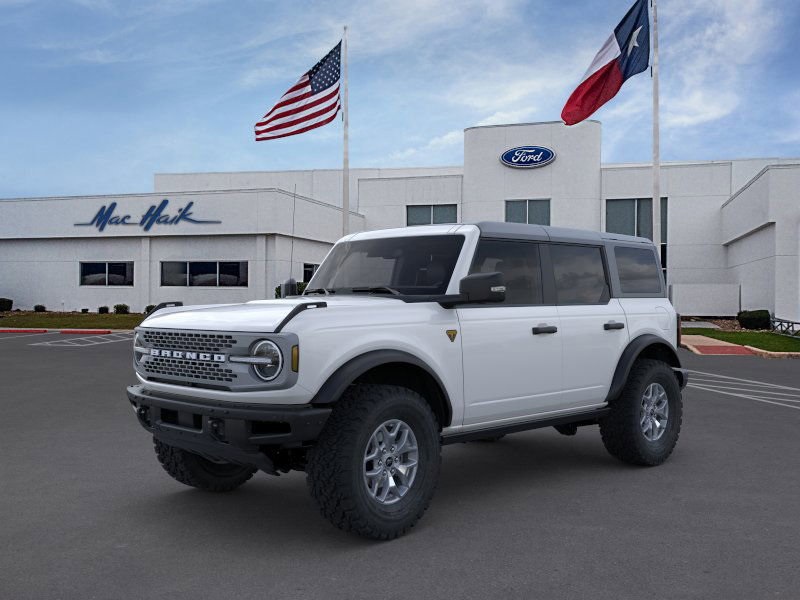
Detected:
left=306, top=235, right=465, bottom=296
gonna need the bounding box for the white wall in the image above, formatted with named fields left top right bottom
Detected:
left=358, top=175, right=462, bottom=230
left=153, top=167, right=463, bottom=212
left=721, top=164, right=800, bottom=321
left=462, top=121, right=602, bottom=228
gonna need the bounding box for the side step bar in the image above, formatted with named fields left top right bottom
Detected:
left=441, top=407, right=610, bottom=445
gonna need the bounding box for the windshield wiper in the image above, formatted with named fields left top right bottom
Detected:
left=304, top=287, right=335, bottom=295
left=350, top=286, right=401, bottom=296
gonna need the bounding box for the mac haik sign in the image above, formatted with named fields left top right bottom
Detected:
left=75, top=199, right=221, bottom=232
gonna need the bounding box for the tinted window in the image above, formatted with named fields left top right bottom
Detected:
left=219, top=262, right=248, bottom=287
left=505, top=200, right=550, bottom=225
left=406, top=204, right=457, bottom=226
left=308, top=235, right=464, bottom=295
left=406, top=205, right=431, bottom=226
left=161, top=262, right=187, bottom=286
left=470, top=240, right=543, bottom=305
left=80, top=262, right=106, bottom=286
left=189, top=262, right=218, bottom=286
left=550, top=245, right=609, bottom=304
left=432, top=204, right=457, bottom=224
left=615, top=247, right=662, bottom=294
left=108, top=262, right=134, bottom=286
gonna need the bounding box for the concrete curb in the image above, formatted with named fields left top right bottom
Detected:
left=60, top=329, right=113, bottom=334
left=743, top=345, right=800, bottom=359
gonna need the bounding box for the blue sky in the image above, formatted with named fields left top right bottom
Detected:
left=1, top=0, right=799, bottom=198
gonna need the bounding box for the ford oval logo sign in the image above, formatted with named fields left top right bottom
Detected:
left=500, top=146, right=556, bottom=169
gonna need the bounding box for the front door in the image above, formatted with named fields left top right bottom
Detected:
left=458, top=239, right=562, bottom=427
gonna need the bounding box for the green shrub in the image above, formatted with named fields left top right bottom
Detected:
left=34, top=304, right=46, bottom=312
left=737, top=309, right=771, bottom=330
left=274, top=281, right=309, bottom=298
left=113, top=304, right=130, bottom=315
left=0, top=298, right=12, bottom=311
left=81, top=308, right=89, bottom=313
left=98, top=306, right=109, bottom=314
left=145, top=304, right=156, bottom=314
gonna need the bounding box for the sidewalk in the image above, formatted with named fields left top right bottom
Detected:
left=682, top=334, right=756, bottom=356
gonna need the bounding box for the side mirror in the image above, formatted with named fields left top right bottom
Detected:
left=458, top=272, right=506, bottom=304
left=280, top=278, right=299, bottom=298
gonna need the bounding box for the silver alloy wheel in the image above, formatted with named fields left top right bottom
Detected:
left=363, top=419, right=419, bottom=505
left=640, top=382, right=669, bottom=442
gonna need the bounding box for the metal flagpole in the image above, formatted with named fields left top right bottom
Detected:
left=341, top=25, right=350, bottom=236
left=651, top=0, right=661, bottom=256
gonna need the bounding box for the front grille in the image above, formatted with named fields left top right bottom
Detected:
left=142, top=330, right=237, bottom=352
left=143, top=356, right=238, bottom=383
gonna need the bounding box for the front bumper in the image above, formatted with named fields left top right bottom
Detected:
left=127, top=385, right=331, bottom=473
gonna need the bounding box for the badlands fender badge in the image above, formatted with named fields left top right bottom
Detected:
left=446, top=330, right=458, bottom=342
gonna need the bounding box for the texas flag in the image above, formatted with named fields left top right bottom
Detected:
left=561, top=0, right=650, bottom=126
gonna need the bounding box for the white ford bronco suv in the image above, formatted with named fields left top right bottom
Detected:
left=128, top=222, right=687, bottom=539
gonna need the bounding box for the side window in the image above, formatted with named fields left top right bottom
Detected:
left=614, top=246, right=662, bottom=294
left=470, top=240, right=543, bottom=305
left=550, top=244, right=609, bottom=304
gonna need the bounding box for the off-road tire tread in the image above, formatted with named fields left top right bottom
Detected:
left=153, top=438, right=256, bottom=492
left=599, top=359, right=683, bottom=466
left=306, top=384, right=440, bottom=540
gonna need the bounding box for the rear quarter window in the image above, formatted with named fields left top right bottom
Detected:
left=614, top=246, right=662, bottom=294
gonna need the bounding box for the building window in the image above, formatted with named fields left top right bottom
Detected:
left=606, top=197, right=668, bottom=280
left=406, top=204, right=457, bottom=226
left=160, top=261, right=248, bottom=287
left=303, top=263, right=319, bottom=283
left=80, top=262, right=134, bottom=286
left=505, top=199, right=550, bottom=225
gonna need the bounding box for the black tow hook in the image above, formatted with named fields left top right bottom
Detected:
left=208, top=418, right=225, bottom=441
left=136, top=406, right=151, bottom=427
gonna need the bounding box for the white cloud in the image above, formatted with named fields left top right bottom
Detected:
left=389, top=129, right=462, bottom=162
left=660, top=0, right=779, bottom=128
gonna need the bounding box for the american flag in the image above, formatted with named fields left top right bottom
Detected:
left=254, top=41, right=342, bottom=141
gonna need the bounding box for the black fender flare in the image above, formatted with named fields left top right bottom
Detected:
left=605, top=334, right=684, bottom=403
left=311, top=349, right=453, bottom=427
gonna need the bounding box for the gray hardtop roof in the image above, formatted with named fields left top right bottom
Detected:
left=471, top=222, right=652, bottom=246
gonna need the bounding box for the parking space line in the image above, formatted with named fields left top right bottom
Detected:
left=30, top=332, right=134, bottom=347
left=689, top=370, right=800, bottom=392
left=685, top=383, right=800, bottom=400
left=0, top=332, right=60, bottom=341
left=688, top=383, right=800, bottom=411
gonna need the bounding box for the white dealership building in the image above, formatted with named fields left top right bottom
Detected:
left=1, top=120, right=799, bottom=321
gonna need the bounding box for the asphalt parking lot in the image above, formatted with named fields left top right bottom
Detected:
left=1, top=331, right=799, bottom=599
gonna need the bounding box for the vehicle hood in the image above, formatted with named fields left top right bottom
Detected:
left=139, top=296, right=401, bottom=333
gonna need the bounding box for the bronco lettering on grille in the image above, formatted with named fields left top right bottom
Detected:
left=149, top=349, right=226, bottom=362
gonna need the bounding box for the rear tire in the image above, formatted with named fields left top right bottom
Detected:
left=306, top=384, right=441, bottom=540
left=153, top=438, right=256, bottom=492
left=599, top=359, right=682, bottom=466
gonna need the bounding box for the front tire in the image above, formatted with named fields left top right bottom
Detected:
left=599, top=359, right=683, bottom=466
left=153, top=439, right=256, bottom=492
left=306, top=384, right=441, bottom=540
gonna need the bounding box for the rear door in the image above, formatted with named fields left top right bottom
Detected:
left=610, top=244, right=677, bottom=346
left=545, top=243, right=629, bottom=408
left=458, top=239, right=563, bottom=427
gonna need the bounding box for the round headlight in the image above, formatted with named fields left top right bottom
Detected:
left=252, top=340, right=283, bottom=381
left=133, top=332, right=145, bottom=365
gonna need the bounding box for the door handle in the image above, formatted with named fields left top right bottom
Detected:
left=604, top=321, right=625, bottom=330
left=532, top=325, right=558, bottom=335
